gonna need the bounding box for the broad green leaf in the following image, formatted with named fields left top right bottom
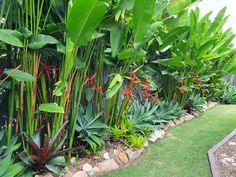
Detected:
left=106, top=74, right=124, bottom=99
left=0, top=29, right=23, bottom=47
left=133, top=0, right=156, bottom=44
left=2, top=162, right=25, bottom=177
left=118, top=48, right=146, bottom=63
left=4, top=69, right=35, bottom=82
left=153, top=0, right=169, bottom=20
left=110, top=22, right=129, bottom=57
left=196, top=39, right=217, bottom=59
left=0, top=153, right=12, bottom=176
left=166, top=0, right=198, bottom=16
left=39, top=103, right=64, bottom=113
left=67, top=0, right=107, bottom=47
left=160, top=26, right=190, bottom=50
left=118, top=0, right=135, bottom=10
left=153, top=57, right=185, bottom=67
left=29, top=34, right=58, bottom=50
left=48, top=156, right=66, bottom=166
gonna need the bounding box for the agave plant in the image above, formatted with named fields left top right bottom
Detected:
left=75, top=103, right=108, bottom=153
left=220, top=82, right=236, bottom=104
left=127, top=100, right=158, bottom=134
left=155, top=101, right=186, bottom=120
left=189, top=94, right=207, bottom=112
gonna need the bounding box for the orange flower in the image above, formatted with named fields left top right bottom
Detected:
left=180, top=86, right=187, bottom=94
left=123, top=87, right=133, bottom=97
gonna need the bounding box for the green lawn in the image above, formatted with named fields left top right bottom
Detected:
left=102, top=105, right=236, bottom=177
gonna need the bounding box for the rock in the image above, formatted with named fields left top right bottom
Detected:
left=220, top=154, right=228, bottom=158
left=173, top=119, right=181, bottom=125
left=229, top=142, right=236, bottom=146
left=224, top=157, right=234, bottom=163
left=64, top=166, right=70, bottom=171
left=168, top=120, right=175, bottom=127
left=149, top=133, right=158, bottom=143
left=82, top=163, right=93, bottom=173
left=154, top=130, right=163, bottom=139
left=221, top=159, right=229, bottom=165
left=126, top=148, right=142, bottom=161
left=179, top=117, right=185, bottom=123
left=118, top=152, right=129, bottom=164
left=88, top=167, right=100, bottom=177
left=159, top=130, right=165, bottom=136
left=70, top=157, right=76, bottom=165
left=64, top=171, right=73, bottom=177
left=72, top=171, right=88, bottom=177
left=192, top=112, right=198, bottom=117
left=208, top=102, right=218, bottom=109
left=144, top=141, right=149, bottom=147
left=232, top=163, right=236, bottom=167
left=44, top=173, right=53, bottom=177
left=103, top=152, right=111, bottom=160
left=97, top=159, right=119, bottom=173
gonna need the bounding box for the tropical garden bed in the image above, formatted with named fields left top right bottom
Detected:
left=0, top=0, right=236, bottom=177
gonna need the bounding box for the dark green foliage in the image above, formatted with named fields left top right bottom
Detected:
left=0, top=130, right=26, bottom=177
left=220, top=82, right=236, bottom=104
left=189, top=94, right=207, bottom=112
left=127, top=100, right=158, bottom=133
left=155, top=101, right=186, bottom=120
left=75, top=103, right=108, bottom=152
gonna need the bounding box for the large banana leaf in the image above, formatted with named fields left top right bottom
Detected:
left=67, top=0, right=107, bottom=47
left=110, top=22, right=129, bottom=57
left=133, top=0, right=156, bottom=45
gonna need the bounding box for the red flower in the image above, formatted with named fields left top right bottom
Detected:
left=38, top=64, right=59, bottom=79
left=85, top=73, right=96, bottom=85
left=155, top=94, right=161, bottom=104
left=123, top=87, right=133, bottom=97
left=96, top=85, right=104, bottom=94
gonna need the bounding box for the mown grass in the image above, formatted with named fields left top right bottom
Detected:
left=102, top=105, right=236, bottom=177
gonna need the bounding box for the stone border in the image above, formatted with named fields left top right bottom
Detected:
left=57, top=102, right=218, bottom=177
left=208, top=129, right=236, bottom=177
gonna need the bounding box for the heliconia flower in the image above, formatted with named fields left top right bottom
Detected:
left=38, top=64, right=59, bottom=79
left=128, top=67, right=140, bottom=76
left=126, top=76, right=141, bottom=85
left=85, top=73, right=96, bottom=85
left=180, top=86, right=187, bottom=94
left=96, top=85, right=104, bottom=94
left=123, top=87, right=133, bottom=97
left=155, top=94, right=161, bottom=104
left=194, top=78, right=201, bottom=84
